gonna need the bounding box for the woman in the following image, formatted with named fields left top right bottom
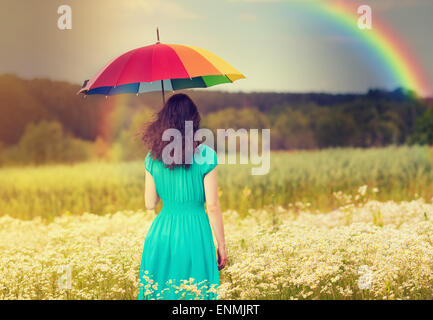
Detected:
left=138, top=93, right=227, bottom=300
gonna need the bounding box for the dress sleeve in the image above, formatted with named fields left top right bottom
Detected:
left=202, top=145, right=218, bottom=176
left=144, top=152, right=153, bottom=175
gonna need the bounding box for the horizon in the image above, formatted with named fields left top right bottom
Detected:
left=3, top=72, right=431, bottom=99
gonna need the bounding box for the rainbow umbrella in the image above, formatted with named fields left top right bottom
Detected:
left=79, top=29, right=245, bottom=104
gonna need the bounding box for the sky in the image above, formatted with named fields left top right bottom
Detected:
left=0, top=0, right=432, bottom=95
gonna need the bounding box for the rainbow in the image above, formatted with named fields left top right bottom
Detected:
left=96, top=94, right=130, bottom=140
left=304, top=0, right=431, bottom=96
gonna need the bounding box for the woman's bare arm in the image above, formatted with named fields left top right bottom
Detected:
left=204, top=167, right=227, bottom=270
left=144, top=169, right=160, bottom=210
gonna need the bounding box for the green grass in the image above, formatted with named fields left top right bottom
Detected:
left=1, top=145, right=432, bottom=220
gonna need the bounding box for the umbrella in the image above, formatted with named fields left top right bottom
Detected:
left=78, top=28, right=245, bottom=104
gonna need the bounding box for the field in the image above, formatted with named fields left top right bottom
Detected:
left=1, top=145, right=433, bottom=220
left=1, top=145, right=433, bottom=299
left=1, top=193, right=432, bottom=299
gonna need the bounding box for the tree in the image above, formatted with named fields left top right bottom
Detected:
left=407, top=107, right=433, bottom=145
left=311, top=108, right=358, bottom=148
left=271, top=108, right=315, bottom=150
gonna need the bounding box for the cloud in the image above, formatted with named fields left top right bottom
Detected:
left=320, top=35, right=362, bottom=44
left=238, top=13, right=257, bottom=22
left=121, top=0, right=202, bottom=20
left=363, top=0, right=432, bottom=10
left=229, top=0, right=432, bottom=7
left=229, top=0, right=282, bottom=2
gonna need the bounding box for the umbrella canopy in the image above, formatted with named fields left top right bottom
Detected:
left=78, top=41, right=245, bottom=100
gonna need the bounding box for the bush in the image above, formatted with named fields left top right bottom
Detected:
left=1, top=121, right=93, bottom=165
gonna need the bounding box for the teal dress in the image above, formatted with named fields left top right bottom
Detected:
left=138, top=144, right=220, bottom=300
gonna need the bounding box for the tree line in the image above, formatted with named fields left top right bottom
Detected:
left=0, top=74, right=432, bottom=165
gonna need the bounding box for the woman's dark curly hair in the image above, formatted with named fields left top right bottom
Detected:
left=141, top=93, right=201, bottom=169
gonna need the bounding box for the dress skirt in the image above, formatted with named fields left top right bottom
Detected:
left=138, top=201, right=220, bottom=300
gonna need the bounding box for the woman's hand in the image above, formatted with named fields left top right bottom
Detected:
left=217, top=246, right=228, bottom=271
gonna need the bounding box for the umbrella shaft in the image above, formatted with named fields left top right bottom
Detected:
left=161, top=80, right=165, bottom=105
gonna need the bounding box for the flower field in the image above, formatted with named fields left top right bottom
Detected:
left=1, top=145, right=433, bottom=300
left=1, top=185, right=432, bottom=300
